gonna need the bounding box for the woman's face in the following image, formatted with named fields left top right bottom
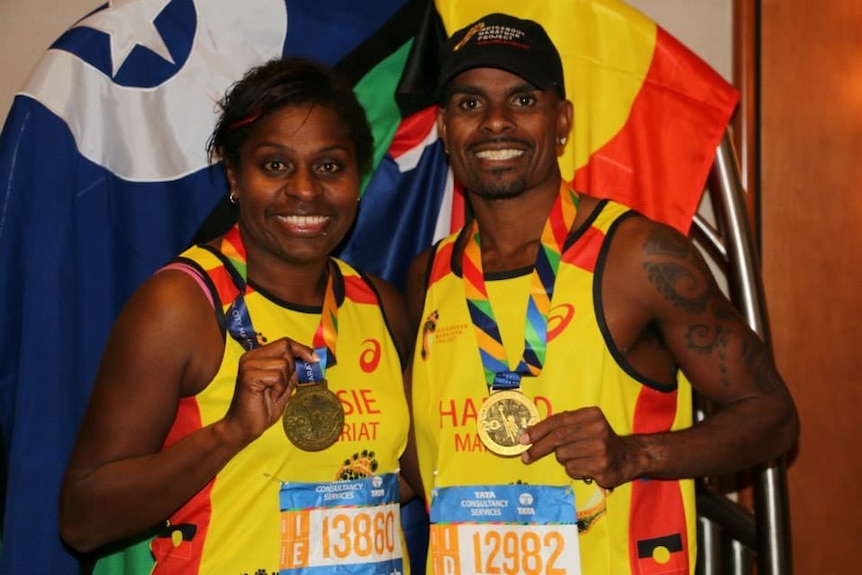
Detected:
left=228, top=104, right=360, bottom=269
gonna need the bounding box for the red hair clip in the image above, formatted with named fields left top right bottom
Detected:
left=228, top=108, right=263, bottom=131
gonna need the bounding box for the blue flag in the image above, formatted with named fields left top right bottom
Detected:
left=0, top=0, right=450, bottom=572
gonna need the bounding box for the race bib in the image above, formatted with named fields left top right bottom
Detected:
left=429, top=484, right=581, bottom=575
left=279, top=473, right=404, bottom=574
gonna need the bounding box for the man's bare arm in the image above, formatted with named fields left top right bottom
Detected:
left=522, top=217, right=799, bottom=487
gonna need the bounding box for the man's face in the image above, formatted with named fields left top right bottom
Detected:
left=436, top=67, right=571, bottom=200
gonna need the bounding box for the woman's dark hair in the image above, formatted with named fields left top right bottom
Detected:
left=207, top=57, right=374, bottom=177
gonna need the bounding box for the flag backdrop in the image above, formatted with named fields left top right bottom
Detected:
left=0, top=0, right=737, bottom=573
left=410, top=0, right=740, bottom=235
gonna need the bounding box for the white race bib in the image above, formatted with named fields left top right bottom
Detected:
left=429, top=484, right=581, bottom=575
left=279, top=473, right=404, bottom=574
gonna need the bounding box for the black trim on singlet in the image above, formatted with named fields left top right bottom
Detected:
left=592, top=210, right=679, bottom=393
left=421, top=240, right=442, bottom=290
left=197, top=244, right=348, bottom=315
left=443, top=197, right=615, bottom=280
left=485, top=266, right=533, bottom=281
left=197, top=244, right=245, bottom=297
left=447, top=225, right=471, bottom=279
left=446, top=223, right=534, bottom=280
left=171, top=253, right=228, bottom=341
left=563, top=198, right=611, bottom=253
left=246, top=261, right=346, bottom=313
left=416, top=240, right=444, bottom=336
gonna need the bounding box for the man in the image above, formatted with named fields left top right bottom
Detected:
left=405, top=13, right=798, bottom=574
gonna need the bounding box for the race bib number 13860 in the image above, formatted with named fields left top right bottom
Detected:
left=279, top=474, right=403, bottom=575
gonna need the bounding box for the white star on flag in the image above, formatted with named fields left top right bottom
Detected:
left=77, top=0, right=175, bottom=76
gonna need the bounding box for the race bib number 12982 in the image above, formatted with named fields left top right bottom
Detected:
left=429, top=485, right=580, bottom=575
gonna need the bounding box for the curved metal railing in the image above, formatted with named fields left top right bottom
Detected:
left=691, top=132, right=792, bottom=575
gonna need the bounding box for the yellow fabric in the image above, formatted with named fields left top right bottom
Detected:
left=412, top=201, right=696, bottom=574
left=154, top=248, right=410, bottom=574
left=434, top=0, right=656, bottom=175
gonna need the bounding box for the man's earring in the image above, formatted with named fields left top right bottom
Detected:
left=229, top=190, right=239, bottom=204
left=559, top=137, right=567, bottom=145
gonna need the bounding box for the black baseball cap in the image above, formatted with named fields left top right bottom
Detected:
left=437, top=13, right=565, bottom=101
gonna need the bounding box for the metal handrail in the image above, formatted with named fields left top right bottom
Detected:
left=692, top=132, right=792, bottom=575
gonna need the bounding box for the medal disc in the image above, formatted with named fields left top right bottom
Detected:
left=477, top=390, right=540, bottom=456
left=282, top=380, right=344, bottom=451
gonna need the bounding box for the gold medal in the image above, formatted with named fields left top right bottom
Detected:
left=477, top=389, right=540, bottom=456
left=282, top=380, right=345, bottom=451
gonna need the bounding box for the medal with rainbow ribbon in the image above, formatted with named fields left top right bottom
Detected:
left=462, top=185, right=579, bottom=456
left=220, top=225, right=344, bottom=451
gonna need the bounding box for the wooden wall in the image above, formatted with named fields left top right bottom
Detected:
left=761, top=1, right=862, bottom=571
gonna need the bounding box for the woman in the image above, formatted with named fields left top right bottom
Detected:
left=59, top=57, right=415, bottom=574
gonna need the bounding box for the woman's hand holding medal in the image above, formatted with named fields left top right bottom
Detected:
left=224, top=338, right=319, bottom=445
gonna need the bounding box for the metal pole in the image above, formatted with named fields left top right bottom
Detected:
left=709, top=133, right=793, bottom=575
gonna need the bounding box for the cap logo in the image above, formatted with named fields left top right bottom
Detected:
left=476, top=24, right=527, bottom=43
left=452, top=21, right=531, bottom=52
left=452, top=22, right=485, bottom=52
left=439, top=15, right=565, bottom=99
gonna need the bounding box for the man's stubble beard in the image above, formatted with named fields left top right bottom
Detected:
left=469, top=170, right=529, bottom=201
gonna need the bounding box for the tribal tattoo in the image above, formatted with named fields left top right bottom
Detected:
left=643, top=226, right=734, bottom=386
left=642, top=227, right=709, bottom=314
left=740, top=331, right=782, bottom=395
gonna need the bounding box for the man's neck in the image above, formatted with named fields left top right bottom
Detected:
left=468, top=180, right=561, bottom=273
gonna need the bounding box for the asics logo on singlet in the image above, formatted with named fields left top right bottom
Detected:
left=548, top=303, right=575, bottom=340
left=359, top=339, right=381, bottom=372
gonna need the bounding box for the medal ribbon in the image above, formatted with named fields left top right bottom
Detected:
left=221, top=224, right=338, bottom=382
left=463, top=185, right=578, bottom=390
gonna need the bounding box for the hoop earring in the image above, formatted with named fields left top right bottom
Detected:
left=229, top=191, right=239, bottom=204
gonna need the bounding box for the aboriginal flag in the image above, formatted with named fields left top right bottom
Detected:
left=404, top=0, right=740, bottom=234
